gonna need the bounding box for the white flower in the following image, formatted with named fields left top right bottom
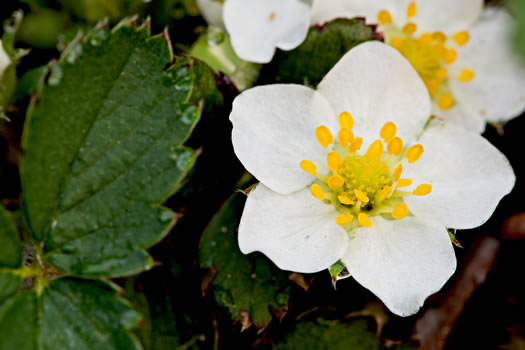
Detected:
left=311, top=0, right=525, bottom=133
left=0, top=40, right=11, bottom=78
left=196, top=0, right=312, bottom=63
left=230, top=41, right=515, bottom=316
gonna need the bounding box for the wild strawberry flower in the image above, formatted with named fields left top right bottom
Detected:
left=230, top=41, right=515, bottom=316
left=311, top=0, right=525, bottom=133
left=196, top=0, right=312, bottom=63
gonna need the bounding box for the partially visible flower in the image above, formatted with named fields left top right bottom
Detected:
left=311, top=0, right=525, bottom=133
left=0, top=40, right=11, bottom=78
left=230, top=41, right=515, bottom=316
left=196, top=0, right=312, bottom=63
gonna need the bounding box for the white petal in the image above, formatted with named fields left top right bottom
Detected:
left=412, top=0, right=483, bottom=35
left=223, top=0, right=311, bottom=63
left=196, top=0, right=225, bottom=28
left=311, top=0, right=402, bottom=26
left=239, top=184, right=348, bottom=273
left=341, top=216, right=456, bottom=317
left=448, top=8, right=525, bottom=124
left=0, top=41, right=11, bottom=77
left=404, top=121, right=515, bottom=229
left=317, top=41, right=431, bottom=146
left=431, top=103, right=486, bottom=134
left=230, top=84, right=336, bottom=194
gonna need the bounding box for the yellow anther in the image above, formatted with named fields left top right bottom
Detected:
left=358, top=213, right=372, bottom=227
left=338, top=194, right=354, bottom=205
left=300, top=160, right=317, bottom=175
left=366, top=140, right=384, bottom=160
left=432, top=31, right=447, bottom=43
left=392, top=203, right=409, bottom=219
left=413, top=184, right=432, bottom=196
left=377, top=10, right=392, bottom=25
left=380, top=122, right=397, bottom=142
left=379, top=185, right=393, bottom=199
left=404, top=144, right=424, bottom=163
left=438, top=93, right=455, bottom=110
left=315, top=125, right=334, bottom=148
left=338, top=111, right=354, bottom=129
left=435, top=68, right=447, bottom=82
left=458, top=68, right=475, bottom=82
left=397, top=178, right=413, bottom=187
left=425, top=80, right=438, bottom=97
left=393, top=164, right=403, bottom=181
left=348, top=137, right=363, bottom=153
left=391, top=36, right=403, bottom=50
left=418, top=33, right=432, bottom=46
left=311, top=184, right=325, bottom=200
left=354, top=189, right=369, bottom=203
left=336, top=214, right=354, bottom=226
left=387, top=137, right=403, bottom=156
left=406, top=2, right=417, bottom=18
left=327, top=152, right=342, bottom=171
left=402, top=22, right=417, bottom=35
left=328, top=175, right=344, bottom=190
left=338, top=128, right=354, bottom=147
left=452, top=31, right=469, bottom=46
left=443, top=48, right=457, bottom=64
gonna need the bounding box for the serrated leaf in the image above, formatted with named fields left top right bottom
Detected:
left=0, top=278, right=142, bottom=350
left=21, top=21, right=218, bottom=278
left=199, top=192, right=291, bottom=330
left=0, top=205, right=23, bottom=304
left=260, top=18, right=381, bottom=86
left=274, top=318, right=382, bottom=350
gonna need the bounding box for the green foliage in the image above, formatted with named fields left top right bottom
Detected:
left=511, top=0, right=525, bottom=63
left=200, top=192, right=291, bottom=330
left=261, top=18, right=381, bottom=86
left=0, top=205, right=22, bottom=304
left=274, top=318, right=382, bottom=350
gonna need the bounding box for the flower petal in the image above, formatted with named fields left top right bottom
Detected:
left=317, top=41, right=431, bottom=145
left=196, top=0, right=225, bottom=28
left=223, top=0, right=311, bottom=63
left=230, top=84, right=336, bottom=194
left=239, top=184, right=348, bottom=273
left=0, top=41, right=11, bottom=77
left=448, top=8, right=525, bottom=124
left=311, top=0, right=402, bottom=26
left=341, top=216, right=456, bottom=317
left=412, top=0, right=483, bottom=35
left=431, top=103, right=486, bottom=134
left=404, top=121, right=515, bottom=229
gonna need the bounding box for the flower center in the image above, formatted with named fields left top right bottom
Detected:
left=376, top=2, right=475, bottom=111
left=300, top=112, right=432, bottom=229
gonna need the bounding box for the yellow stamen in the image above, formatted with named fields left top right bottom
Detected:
left=336, top=214, right=354, bottom=226
left=391, top=36, right=403, bottom=50
left=338, top=194, right=354, bottom=205
left=338, top=128, right=354, bottom=147
left=393, top=164, right=403, bottom=181
left=311, top=184, right=325, bottom=200
left=432, top=31, right=447, bottom=43
left=387, top=137, right=403, bottom=156
left=443, top=48, right=457, bottom=64
left=406, top=2, right=417, bottom=18
left=377, top=10, right=392, bottom=25
left=358, top=213, right=372, bottom=227
left=338, top=111, right=354, bottom=129
left=435, top=68, right=447, bottom=82
left=392, top=203, right=409, bottom=219
left=418, top=33, right=432, bottom=46
left=438, top=93, right=454, bottom=110
left=328, top=175, right=344, bottom=190
left=354, top=189, right=369, bottom=204
left=458, top=68, right=475, bottom=82
left=327, top=152, right=342, bottom=171
left=452, top=31, right=469, bottom=46
left=397, top=178, right=413, bottom=187
left=348, top=137, right=363, bottom=153
left=380, top=121, right=397, bottom=142
left=402, top=22, right=417, bottom=35
left=365, top=140, right=384, bottom=160
left=404, top=144, right=424, bottom=163
left=315, top=125, right=334, bottom=148
left=413, top=184, right=432, bottom=196
left=300, top=160, right=317, bottom=175
left=379, top=185, right=393, bottom=199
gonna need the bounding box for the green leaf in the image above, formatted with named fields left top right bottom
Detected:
left=274, top=318, right=382, bottom=350
left=511, top=0, right=525, bottom=63
left=260, top=18, right=381, bottom=86
left=21, top=20, right=218, bottom=278
left=199, top=192, right=291, bottom=330
left=0, top=205, right=23, bottom=305
left=0, top=278, right=142, bottom=350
